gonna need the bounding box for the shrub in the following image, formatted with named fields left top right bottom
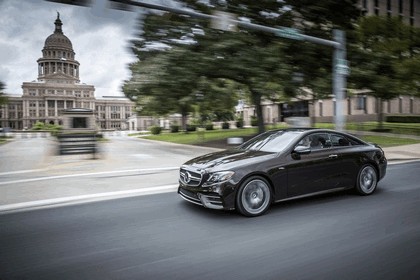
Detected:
left=170, top=125, right=180, bottom=133
left=236, top=118, right=244, bottom=128
left=205, top=124, right=214, bottom=130
left=150, top=126, right=162, bottom=135
left=186, top=124, right=197, bottom=132
left=222, top=122, right=230, bottom=129
left=251, top=116, right=258, bottom=127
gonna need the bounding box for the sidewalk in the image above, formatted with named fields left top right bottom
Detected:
left=382, top=143, right=420, bottom=162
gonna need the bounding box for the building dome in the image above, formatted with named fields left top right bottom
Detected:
left=44, top=33, right=73, bottom=50
left=43, top=12, right=73, bottom=51
left=37, top=12, right=80, bottom=83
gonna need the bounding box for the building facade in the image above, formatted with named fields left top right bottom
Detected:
left=0, top=14, right=134, bottom=131
left=239, top=0, right=420, bottom=126
left=239, top=94, right=420, bottom=127
left=360, top=0, right=420, bottom=26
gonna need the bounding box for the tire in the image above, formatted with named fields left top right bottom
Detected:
left=236, top=176, right=272, bottom=217
left=355, top=164, right=378, bottom=195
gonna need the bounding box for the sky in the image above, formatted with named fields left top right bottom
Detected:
left=0, top=0, right=145, bottom=98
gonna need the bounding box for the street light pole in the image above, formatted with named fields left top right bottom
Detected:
left=333, top=30, right=347, bottom=131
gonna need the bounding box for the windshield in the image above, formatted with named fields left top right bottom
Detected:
left=239, top=130, right=303, bottom=153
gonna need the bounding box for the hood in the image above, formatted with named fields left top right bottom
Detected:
left=183, top=149, right=274, bottom=171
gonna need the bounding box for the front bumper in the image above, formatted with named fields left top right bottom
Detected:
left=178, top=187, right=224, bottom=210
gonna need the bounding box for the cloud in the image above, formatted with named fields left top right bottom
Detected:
left=0, top=0, right=139, bottom=97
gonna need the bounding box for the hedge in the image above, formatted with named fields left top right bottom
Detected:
left=386, top=115, right=420, bottom=123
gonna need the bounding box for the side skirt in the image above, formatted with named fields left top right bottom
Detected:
left=274, top=187, right=350, bottom=204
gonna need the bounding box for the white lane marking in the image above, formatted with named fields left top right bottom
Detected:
left=0, top=168, right=49, bottom=176
left=0, top=184, right=179, bottom=213
left=0, top=167, right=179, bottom=186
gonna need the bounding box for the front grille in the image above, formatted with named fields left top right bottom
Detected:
left=179, top=188, right=202, bottom=206
left=179, top=168, right=203, bottom=187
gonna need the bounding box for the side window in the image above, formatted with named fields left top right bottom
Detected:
left=297, top=133, right=330, bottom=150
left=309, top=133, right=329, bottom=150
left=330, top=134, right=351, bottom=147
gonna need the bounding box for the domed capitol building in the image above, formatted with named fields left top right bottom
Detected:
left=0, top=13, right=135, bottom=131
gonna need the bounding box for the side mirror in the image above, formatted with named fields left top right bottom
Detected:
left=294, top=145, right=311, bottom=155
left=292, top=145, right=311, bottom=160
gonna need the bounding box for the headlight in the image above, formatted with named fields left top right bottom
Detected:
left=206, top=171, right=235, bottom=184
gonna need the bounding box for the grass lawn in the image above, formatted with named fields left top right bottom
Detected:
left=143, top=128, right=259, bottom=145
left=356, top=135, right=420, bottom=147
left=141, top=124, right=420, bottom=147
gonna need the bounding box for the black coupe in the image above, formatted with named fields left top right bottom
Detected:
left=178, top=128, right=387, bottom=217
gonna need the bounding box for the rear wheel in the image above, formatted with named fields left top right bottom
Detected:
left=356, top=164, right=378, bottom=195
left=236, top=176, right=272, bottom=217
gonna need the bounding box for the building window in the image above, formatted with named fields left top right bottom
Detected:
left=57, top=101, right=65, bottom=109
left=66, top=101, right=73, bottom=108
left=111, top=113, right=120, bottom=119
left=362, top=0, right=368, bottom=13
left=347, top=98, right=352, bottom=115
left=410, top=97, right=414, bottom=113
left=319, top=101, right=323, bottom=117
left=356, top=95, right=368, bottom=113
left=410, top=0, right=415, bottom=25
left=399, top=0, right=403, bottom=16
left=387, top=0, right=392, bottom=17
left=399, top=96, right=403, bottom=113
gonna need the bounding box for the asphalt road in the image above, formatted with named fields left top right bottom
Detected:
left=0, top=137, right=219, bottom=205
left=1, top=161, right=419, bottom=280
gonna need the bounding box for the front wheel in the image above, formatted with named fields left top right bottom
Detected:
left=236, top=176, right=272, bottom=217
left=356, top=164, right=378, bottom=195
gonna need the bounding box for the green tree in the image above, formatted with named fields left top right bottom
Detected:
left=124, top=1, right=294, bottom=133
left=349, top=16, right=420, bottom=128
left=123, top=1, right=362, bottom=133
left=0, top=81, right=8, bottom=105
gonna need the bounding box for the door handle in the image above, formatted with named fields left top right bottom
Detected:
left=328, top=154, right=338, bottom=159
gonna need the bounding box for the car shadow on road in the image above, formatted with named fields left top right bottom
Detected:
left=177, top=187, right=386, bottom=219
